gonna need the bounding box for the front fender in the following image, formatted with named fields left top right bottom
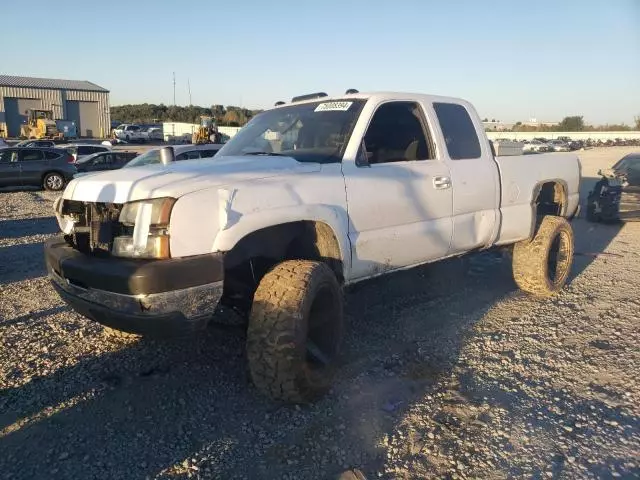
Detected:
left=212, top=203, right=351, bottom=277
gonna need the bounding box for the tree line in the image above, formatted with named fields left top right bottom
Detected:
left=485, top=115, right=640, bottom=132
left=110, top=104, right=264, bottom=127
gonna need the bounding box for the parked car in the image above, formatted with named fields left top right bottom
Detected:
left=0, top=138, right=8, bottom=148
left=74, top=151, right=139, bottom=176
left=549, top=140, right=571, bottom=152
left=146, top=127, right=164, bottom=141
left=14, top=139, right=57, bottom=148
left=568, top=140, right=584, bottom=151
left=587, top=153, right=640, bottom=222
left=523, top=140, right=552, bottom=153
left=59, top=143, right=112, bottom=162
left=113, top=124, right=147, bottom=142
left=0, top=147, right=75, bottom=190
left=47, top=90, right=580, bottom=403
left=123, top=143, right=223, bottom=168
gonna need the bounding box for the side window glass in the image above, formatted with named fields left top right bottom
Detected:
left=362, top=102, right=431, bottom=165
left=0, top=150, right=16, bottom=163
left=200, top=149, right=219, bottom=158
left=178, top=151, right=201, bottom=160
left=20, top=150, right=45, bottom=161
left=44, top=151, right=60, bottom=160
left=433, top=102, right=481, bottom=160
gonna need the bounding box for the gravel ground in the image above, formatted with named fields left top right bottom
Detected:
left=0, top=147, right=638, bottom=480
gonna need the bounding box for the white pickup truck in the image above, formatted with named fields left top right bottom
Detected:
left=46, top=91, right=580, bottom=403
left=112, top=124, right=147, bottom=142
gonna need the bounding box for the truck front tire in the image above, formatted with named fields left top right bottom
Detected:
left=512, top=215, right=574, bottom=297
left=247, top=260, right=343, bottom=403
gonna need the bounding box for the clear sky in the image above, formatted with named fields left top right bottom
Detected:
left=3, top=0, right=639, bottom=124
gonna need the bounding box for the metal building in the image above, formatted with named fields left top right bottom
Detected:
left=0, top=75, right=110, bottom=138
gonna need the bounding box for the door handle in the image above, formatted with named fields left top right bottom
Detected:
left=433, top=176, right=451, bottom=189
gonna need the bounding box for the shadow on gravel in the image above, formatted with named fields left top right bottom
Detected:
left=0, top=242, right=47, bottom=283
left=0, top=251, right=517, bottom=480
left=1, top=306, right=69, bottom=327
left=0, top=216, right=58, bottom=239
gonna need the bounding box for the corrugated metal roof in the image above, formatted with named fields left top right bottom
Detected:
left=0, top=75, right=108, bottom=93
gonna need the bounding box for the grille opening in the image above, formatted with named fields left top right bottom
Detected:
left=61, top=200, right=124, bottom=255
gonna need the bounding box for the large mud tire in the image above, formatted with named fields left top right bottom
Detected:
left=247, top=260, right=343, bottom=403
left=512, top=215, right=574, bottom=297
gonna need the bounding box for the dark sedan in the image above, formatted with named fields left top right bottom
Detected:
left=74, top=151, right=138, bottom=176
left=587, top=153, right=640, bottom=222
left=0, top=147, right=76, bottom=191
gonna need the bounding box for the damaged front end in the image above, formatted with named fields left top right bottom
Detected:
left=55, top=198, right=125, bottom=255
left=54, top=197, right=175, bottom=259
left=47, top=196, right=225, bottom=336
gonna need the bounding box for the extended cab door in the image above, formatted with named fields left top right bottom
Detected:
left=342, top=101, right=453, bottom=280
left=432, top=102, right=500, bottom=253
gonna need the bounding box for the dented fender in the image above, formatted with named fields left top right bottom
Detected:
left=211, top=203, right=351, bottom=278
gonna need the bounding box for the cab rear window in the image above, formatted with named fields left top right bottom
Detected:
left=433, top=103, right=481, bottom=160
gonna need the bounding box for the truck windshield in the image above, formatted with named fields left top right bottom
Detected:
left=217, top=99, right=366, bottom=164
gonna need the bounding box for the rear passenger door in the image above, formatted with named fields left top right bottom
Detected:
left=91, top=153, right=112, bottom=171
left=0, top=149, right=20, bottom=187
left=17, top=149, right=47, bottom=186
left=432, top=102, right=500, bottom=253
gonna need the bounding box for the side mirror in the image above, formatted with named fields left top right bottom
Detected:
left=160, top=147, right=175, bottom=165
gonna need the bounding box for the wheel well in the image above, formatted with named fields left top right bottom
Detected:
left=41, top=170, right=64, bottom=182
left=221, top=221, right=344, bottom=313
left=534, top=181, right=566, bottom=218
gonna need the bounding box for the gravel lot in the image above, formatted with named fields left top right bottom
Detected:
left=1, top=147, right=638, bottom=479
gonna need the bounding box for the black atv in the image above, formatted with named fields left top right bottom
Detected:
left=586, top=165, right=640, bottom=223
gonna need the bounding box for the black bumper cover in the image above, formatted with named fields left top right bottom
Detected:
left=45, top=237, right=225, bottom=336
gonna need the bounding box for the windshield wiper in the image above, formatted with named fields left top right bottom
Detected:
left=243, top=151, right=287, bottom=156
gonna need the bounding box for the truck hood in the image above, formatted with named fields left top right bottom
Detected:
left=62, top=155, right=321, bottom=203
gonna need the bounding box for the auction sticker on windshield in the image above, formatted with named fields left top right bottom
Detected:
left=314, top=102, right=353, bottom=112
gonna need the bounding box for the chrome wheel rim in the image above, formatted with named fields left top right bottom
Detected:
left=47, top=175, right=63, bottom=190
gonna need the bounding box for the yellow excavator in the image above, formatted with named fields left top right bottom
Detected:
left=20, top=109, right=63, bottom=140
left=192, top=115, right=223, bottom=144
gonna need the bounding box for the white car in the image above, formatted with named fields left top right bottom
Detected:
left=113, top=124, right=147, bottom=142
left=47, top=90, right=580, bottom=403
left=549, top=140, right=571, bottom=152
left=58, top=143, right=111, bottom=162
left=523, top=140, right=553, bottom=153
left=146, top=127, right=164, bottom=141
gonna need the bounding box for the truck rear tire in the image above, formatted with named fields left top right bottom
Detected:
left=512, top=215, right=574, bottom=297
left=247, top=260, right=343, bottom=403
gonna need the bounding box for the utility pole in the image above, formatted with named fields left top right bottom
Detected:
left=188, top=78, right=192, bottom=106
left=173, top=72, right=176, bottom=106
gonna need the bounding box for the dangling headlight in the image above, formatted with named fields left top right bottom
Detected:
left=112, top=197, right=176, bottom=259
